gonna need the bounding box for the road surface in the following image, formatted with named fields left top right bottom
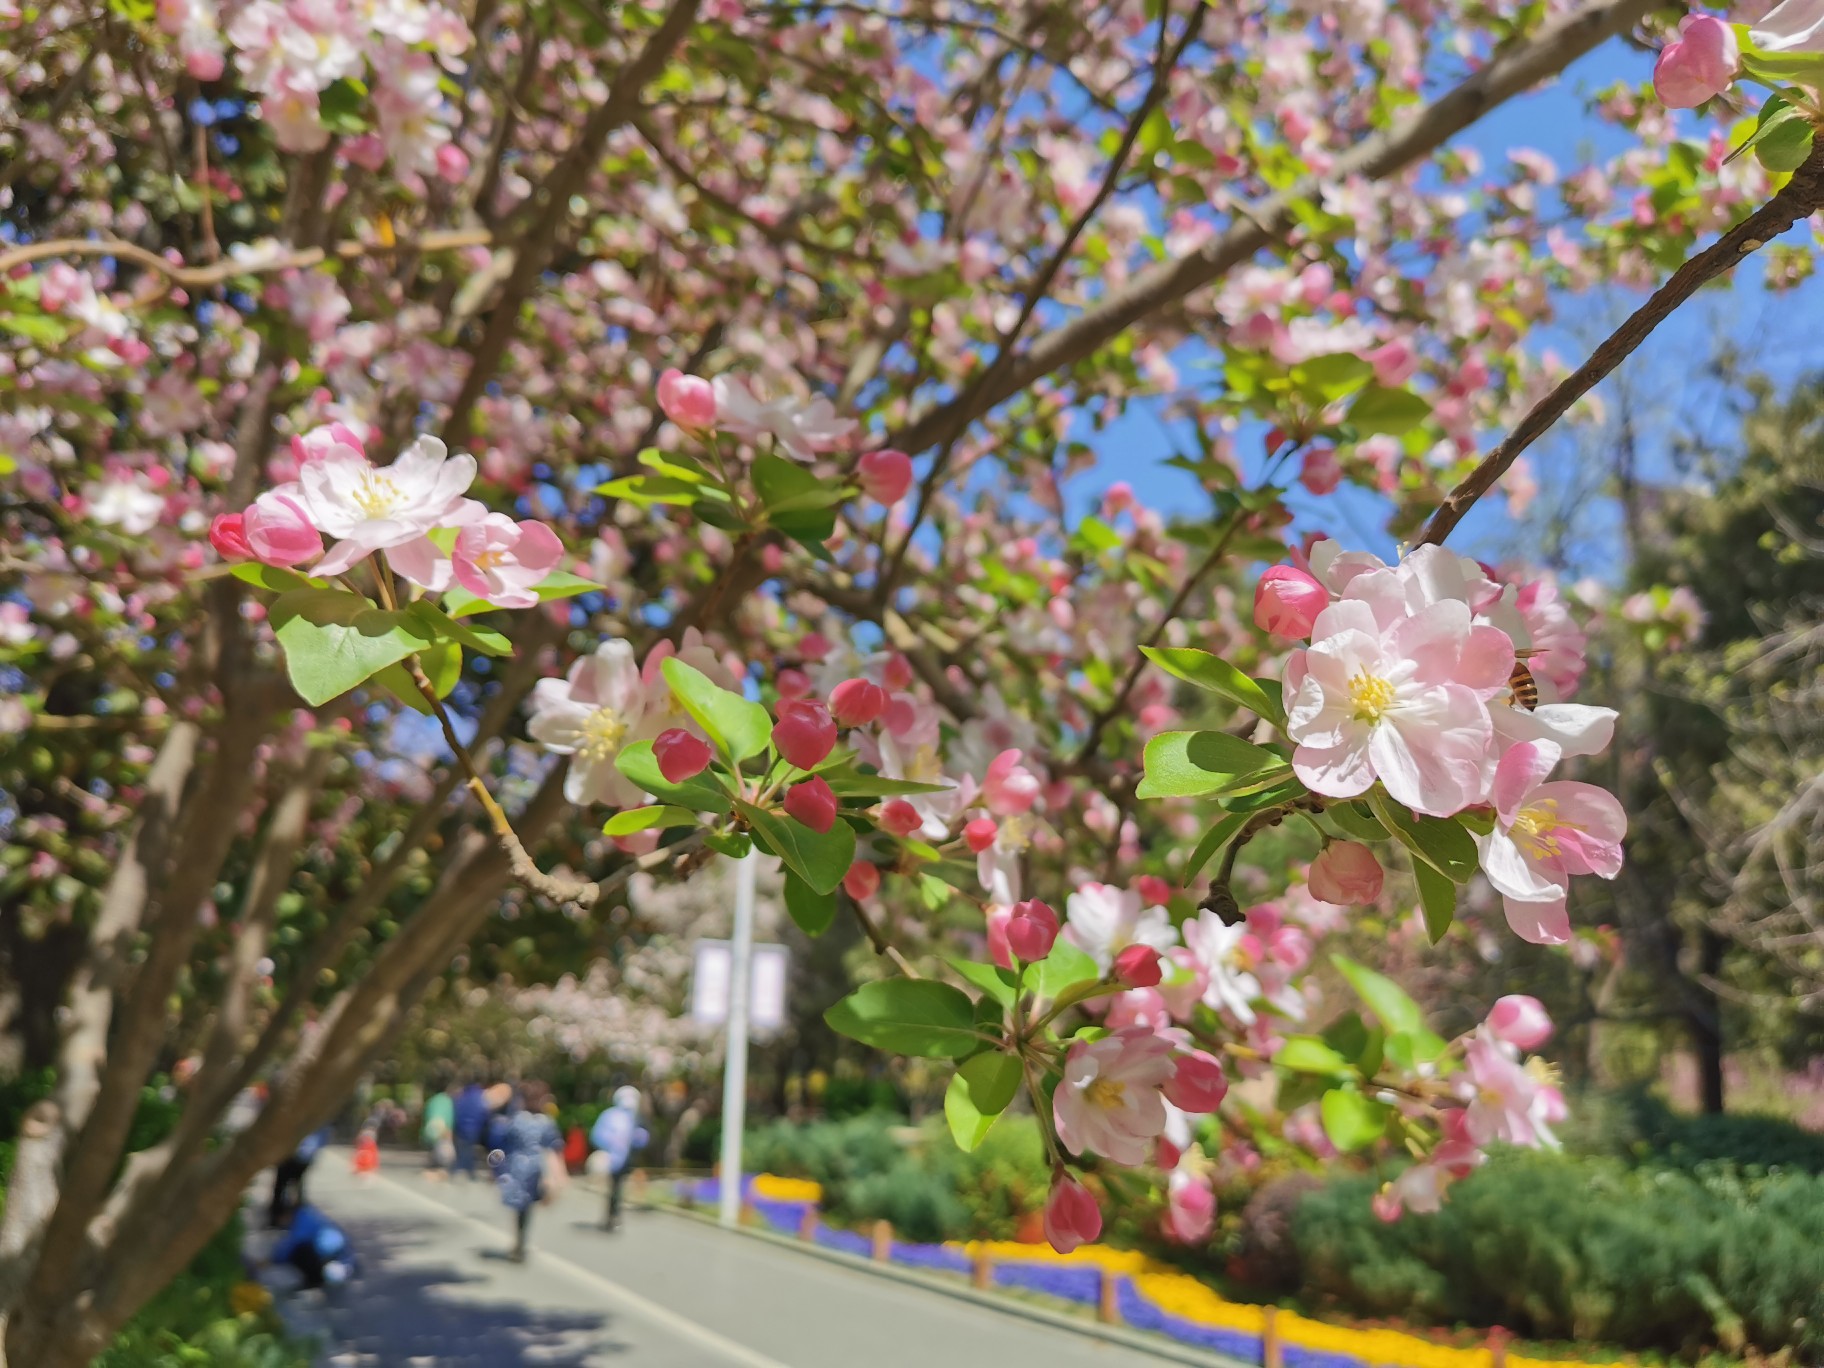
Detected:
left=283, top=1148, right=1184, bottom=1367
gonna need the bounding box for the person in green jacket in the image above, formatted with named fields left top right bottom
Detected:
left=421, top=1079, right=456, bottom=1180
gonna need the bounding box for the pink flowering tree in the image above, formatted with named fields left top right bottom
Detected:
left=2, top=0, right=1822, bottom=1360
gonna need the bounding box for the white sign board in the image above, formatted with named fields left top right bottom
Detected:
left=692, top=939, right=789, bottom=1033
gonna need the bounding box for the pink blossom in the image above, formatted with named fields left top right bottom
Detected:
left=653, top=728, right=712, bottom=783
left=1476, top=740, right=1626, bottom=945
left=773, top=699, right=837, bottom=769
left=300, top=435, right=482, bottom=576
left=242, top=491, right=324, bottom=568
left=1753, top=0, right=1824, bottom=52
left=1653, top=15, right=1740, bottom=107
left=1158, top=948, right=1209, bottom=1020
left=783, top=776, right=837, bottom=833
left=1285, top=599, right=1507, bottom=817
left=1053, top=1028, right=1177, bottom=1165
left=1164, top=1051, right=1227, bottom=1113
left=528, top=638, right=655, bottom=808
left=1063, top=881, right=1177, bottom=973
left=444, top=514, right=562, bottom=608
left=1005, top=898, right=1060, bottom=962
left=1105, top=988, right=1172, bottom=1032
left=1299, top=447, right=1342, bottom=495
left=1254, top=564, right=1328, bottom=638
left=985, top=904, right=1014, bottom=970
left=1042, top=1173, right=1102, bottom=1254
left=435, top=143, right=470, bottom=184
left=657, top=370, right=717, bottom=429
left=1161, top=1165, right=1215, bottom=1244
left=857, top=449, right=914, bottom=505
left=1367, top=338, right=1419, bottom=386
left=711, top=376, right=855, bottom=459
left=1459, top=1029, right=1549, bottom=1146
left=983, top=749, right=1041, bottom=816
left=1487, top=995, right=1554, bottom=1052
left=1307, top=841, right=1383, bottom=905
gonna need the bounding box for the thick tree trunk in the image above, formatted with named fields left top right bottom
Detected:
left=1691, top=929, right=1727, bottom=1115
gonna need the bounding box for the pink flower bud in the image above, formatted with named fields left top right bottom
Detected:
left=1486, top=995, right=1554, bottom=1051
left=1005, top=899, right=1060, bottom=963
left=1042, top=1173, right=1101, bottom=1255
left=843, top=860, right=881, bottom=900
left=963, top=817, right=998, bottom=854
left=800, top=632, right=832, bottom=663
left=1113, top=944, right=1162, bottom=988
left=1299, top=447, right=1342, bottom=495
left=776, top=667, right=812, bottom=700
left=882, top=654, right=914, bottom=690
left=879, top=799, right=922, bottom=836
left=242, top=491, right=323, bottom=568
left=772, top=698, right=837, bottom=770
left=782, top=776, right=838, bottom=833
left=1653, top=15, right=1739, bottom=109
left=1308, top=841, right=1384, bottom=905
left=657, top=369, right=717, bottom=429
left=1136, top=875, right=1173, bottom=906
left=857, top=449, right=913, bottom=505
left=1367, top=338, right=1419, bottom=387
left=653, top=728, right=712, bottom=784
left=1162, top=1170, right=1216, bottom=1245
left=1253, top=564, right=1328, bottom=638
left=983, top=749, right=1041, bottom=816
left=829, top=677, right=888, bottom=726
left=1164, top=1051, right=1228, bottom=1113
left=435, top=143, right=471, bottom=184
left=985, top=904, right=1014, bottom=970
left=208, top=512, right=251, bottom=561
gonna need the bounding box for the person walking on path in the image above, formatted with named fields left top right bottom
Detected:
left=451, top=1077, right=488, bottom=1180
left=268, top=1124, right=332, bottom=1228
left=421, top=1080, right=456, bottom=1179
left=591, top=1085, right=650, bottom=1232
left=495, top=1079, right=564, bottom=1262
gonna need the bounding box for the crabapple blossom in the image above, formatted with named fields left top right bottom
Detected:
left=300, top=435, right=482, bottom=577
left=1459, top=1027, right=1558, bottom=1148
left=528, top=639, right=655, bottom=809
left=1653, top=15, right=1740, bottom=108
left=657, top=370, right=717, bottom=429
left=783, top=777, right=837, bottom=833
left=1042, top=1173, right=1102, bottom=1255
left=447, top=514, right=563, bottom=608
left=1004, top=899, right=1060, bottom=962
left=1163, top=1050, right=1228, bottom=1113
left=242, top=491, right=325, bottom=568
left=857, top=449, right=914, bottom=505
left=1161, top=1163, right=1216, bottom=1245
left=1113, top=944, right=1163, bottom=989
left=982, top=749, right=1042, bottom=816
left=1476, top=740, right=1627, bottom=945
left=1307, top=841, right=1384, bottom=905
left=1053, top=1027, right=1177, bottom=1166
left=653, top=728, right=712, bottom=784
left=711, top=377, right=856, bottom=460
left=1374, top=1110, right=1484, bottom=1220
left=1487, top=995, right=1555, bottom=1052
left=1062, top=882, right=1177, bottom=973
left=1254, top=564, right=1328, bottom=638
left=1180, top=910, right=1262, bottom=1025
left=1754, top=0, right=1824, bottom=50
left=772, top=699, right=838, bottom=770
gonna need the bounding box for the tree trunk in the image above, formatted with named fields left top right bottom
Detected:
left=1691, top=929, right=1727, bottom=1115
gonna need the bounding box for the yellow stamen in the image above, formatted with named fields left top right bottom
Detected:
left=472, top=549, right=507, bottom=571
left=1086, top=1077, right=1127, bottom=1111
left=1348, top=669, right=1397, bottom=722
left=1510, top=800, right=1564, bottom=859
left=578, top=707, right=626, bottom=763
left=352, top=470, right=403, bottom=518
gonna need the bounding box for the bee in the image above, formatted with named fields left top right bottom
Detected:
left=1508, top=649, right=1543, bottom=712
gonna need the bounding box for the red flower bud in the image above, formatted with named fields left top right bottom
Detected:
left=857, top=449, right=914, bottom=505
left=772, top=698, right=837, bottom=770
left=963, top=817, right=998, bottom=854
left=879, top=799, right=922, bottom=836
left=842, top=860, right=881, bottom=900
left=829, top=677, right=888, bottom=727
left=1043, top=1173, right=1101, bottom=1255
left=653, top=728, right=712, bottom=784
left=1004, top=899, right=1060, bottom=963
left=783, top=776, right=838, bottom=833
left=208, top=512, right=252, bottom=561
left=1112, top=944, right=1162, bottom=988
left=1164, top=1050, right=1228, bottom=1113
left=776, top=667, right=813, bottom=701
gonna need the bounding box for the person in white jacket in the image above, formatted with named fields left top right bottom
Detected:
left=591, top=1086, right=650, bottom=1232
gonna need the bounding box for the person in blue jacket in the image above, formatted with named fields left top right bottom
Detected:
left=495, top=1080, right=562, bottom=1262
left=591, top=1086, right=649, bottom=1232
left=267, top=1203, right=355, bottom=1291
left=451, top=1078, right=488, bottom=1180
left=267, top=1124, right=331, bottom=1228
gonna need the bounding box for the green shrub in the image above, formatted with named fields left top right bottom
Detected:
left=1291, top=1148, right=1824, bottom=1359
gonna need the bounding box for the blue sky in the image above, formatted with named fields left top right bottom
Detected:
left=1063, top=38, right=1824, bottom=577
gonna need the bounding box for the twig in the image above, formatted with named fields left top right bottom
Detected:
left=1419, top=144, right=1824, bottom=546
left=851, top=898, right=920, bottom=978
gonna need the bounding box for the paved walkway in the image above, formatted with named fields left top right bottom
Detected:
left=282, top=1148, right=1181, bottom=1367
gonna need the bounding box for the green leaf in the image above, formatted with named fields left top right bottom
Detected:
left=1276, top=1035, right=1351, bottom=1076
left=1294, top=352, right=1373, bottom=401
left=1331, top=955, right=1424, bottom=1036
left=819, top=761, right=953, bottom=798
left=1347, top=385, right=1432, bottom=437
left=1140, top=647, right=1286, bottom=725
left=441, top=570, right=602, bottom=617
left=738, top=799, right=855, bottom=895
left=1414, top=861, right=1456, bottom=943
left=1737, top=33, right=1824, bottom=90
left=1033, top=939, right=1100, bottom=1001
left=783, top=871, right=837, bottom=935
left=949, top=958, right=1018, bottom=1008
left=1369, top=792, right=1478, bottom=882
left=407, top=601, right=510, bottom=657
left=614, top=740, right=734, bottom=814
left=371, top=662, right=433, bottom=715
left=596, top=474, right=704, bottom=506
left=825, top=979, right=981, bottom=1059
left=662, top=657, right=771, bottom=763
left=1324, top=800, right=1388, bottom=842
left=0, top=313, right=73, bottom=345
left=230, top=564, right=324, bottom=594
left=1136, top=730, right=1281, bottom=800
left=752, top=453, right=850, bottom=515
left=1321, top=1088, right=1391, bottom=1152
left=944, top=1051, right=1022, bottom=1151
left=704, top=830, right=752, bottom=859
left=1756, top=103, right=1815, bottom=173
left=269, top=589, right=437, bottom=706
left=1183, top=811, right=1249, bottom=881
left=1383, top=1027, right=1451, bottom=1073
left=602, top=805, right=698, bottom=836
